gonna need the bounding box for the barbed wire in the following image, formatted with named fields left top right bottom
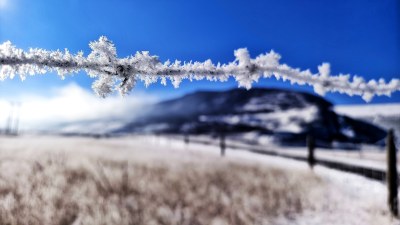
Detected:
left=1, top=36, right=399, bottom=101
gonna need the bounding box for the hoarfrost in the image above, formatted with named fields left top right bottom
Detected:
left=1, top=36, right=399, bottom=101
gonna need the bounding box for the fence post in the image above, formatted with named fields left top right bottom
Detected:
left=387, top=129, right=398, bottom=217
left=307, top=135, right=315, bottom=169
left=184, top=134, right=189, bottom=146
left=220, top=132, right=226, bottom=157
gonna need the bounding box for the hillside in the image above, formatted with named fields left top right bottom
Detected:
left=335, top=103, right=400, bottom=146
left=117, top=88, right=386, bottom=147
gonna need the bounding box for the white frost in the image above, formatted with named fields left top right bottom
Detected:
left=0, top=36, right=399, bottom=101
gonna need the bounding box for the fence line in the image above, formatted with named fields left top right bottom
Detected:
left=168, top=133, right=399, bottom=217
left=170, top=135, right=390, bottom=182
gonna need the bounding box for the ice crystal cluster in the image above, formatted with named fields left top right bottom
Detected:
left=0, top=36, right=399, bottom=101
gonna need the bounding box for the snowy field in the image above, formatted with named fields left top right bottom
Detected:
left=0, top=135, right=397, bottom=225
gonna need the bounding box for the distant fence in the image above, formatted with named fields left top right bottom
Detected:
left=173, top=131, right=399, bottom=217
left=176, top=135, right=388, bottom=181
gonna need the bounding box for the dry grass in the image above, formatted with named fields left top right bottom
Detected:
left=0, top=136, right=395, bottom=225
left=0, top=137, right=324, bottom=225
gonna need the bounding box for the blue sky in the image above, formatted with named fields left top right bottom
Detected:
left=0, top=0, right=399, bottom=105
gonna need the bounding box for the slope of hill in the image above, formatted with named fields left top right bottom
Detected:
left=335, top=103, right=400, bottom=146
left=117, top=88, right=386, bottom=147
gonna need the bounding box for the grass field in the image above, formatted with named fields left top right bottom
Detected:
left=0, top=135, right=396, bottom=225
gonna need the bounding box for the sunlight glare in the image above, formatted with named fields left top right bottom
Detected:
left=0, top=0, right=7, bottom=9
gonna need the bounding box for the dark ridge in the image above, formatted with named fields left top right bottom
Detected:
left=116, top=87, right=385, bottom=148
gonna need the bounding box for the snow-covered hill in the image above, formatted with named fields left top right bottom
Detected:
left=335, top=103, right=400, bottom=119
left=335, top=103, right=400, bottom=132
left=335, top=103, right=400, bottom=146
left=118, top=88, right=386, bottom=147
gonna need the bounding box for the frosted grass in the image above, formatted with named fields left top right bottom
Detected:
left=0, top=136, right=396, bottom=225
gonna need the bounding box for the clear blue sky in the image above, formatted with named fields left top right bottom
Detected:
left=0, top=0, right=399, bottom=105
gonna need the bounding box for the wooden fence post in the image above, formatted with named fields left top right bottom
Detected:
left=387, top=129, right=398, bottom=217
left=307, top=135, right=315, bottom=169
left=184, top=134, right=189, bottom=146
left=220, top=132, right=226, bottom=157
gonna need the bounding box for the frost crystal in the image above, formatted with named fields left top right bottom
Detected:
left=0, top=36, right=399, bottom=101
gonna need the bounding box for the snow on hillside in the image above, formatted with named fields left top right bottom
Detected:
left=122, top=88, right=387, bottom=146
left=335, top=103, right=400, bottom=119
left=335, top=103, right=400, bottom=145
left=200, top=106, right=318, bottom=134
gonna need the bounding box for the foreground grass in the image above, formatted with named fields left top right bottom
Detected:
left=0, top=136, right=395, bottom=225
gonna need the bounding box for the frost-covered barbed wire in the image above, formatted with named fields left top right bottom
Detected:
left=0, top=36, right=399, bottom=101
